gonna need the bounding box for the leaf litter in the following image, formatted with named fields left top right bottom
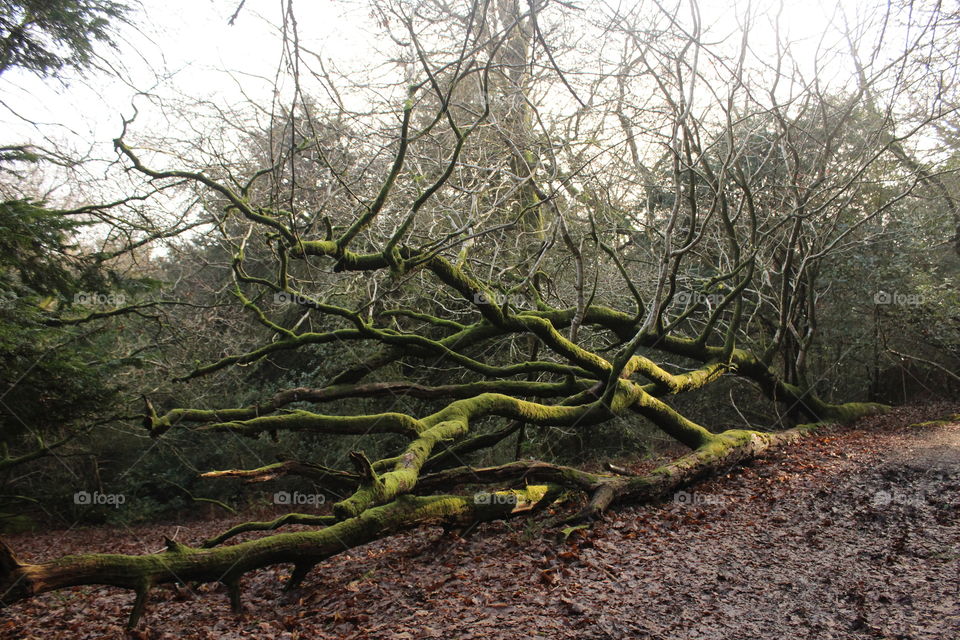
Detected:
left=1, top=403, right=958, bottom=639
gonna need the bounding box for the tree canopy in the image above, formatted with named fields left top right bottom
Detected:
left=0, top=0, right=128, bottom=78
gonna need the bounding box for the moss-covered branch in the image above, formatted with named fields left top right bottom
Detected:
left=0, top=486, right=557, bottom=627
left=570, top=424, right=821, bottom=521
left=200, top=410, right=425, bottom=439
left=1, top=420, right=838, bottom=628
left=200, top=460, right=360, bottom=490
left=200, top=513, right=338, bottom=548
left=146, top=379, right=590, bottom=434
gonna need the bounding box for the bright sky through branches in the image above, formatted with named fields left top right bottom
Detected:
left=0, top=0, right=937, bottom=197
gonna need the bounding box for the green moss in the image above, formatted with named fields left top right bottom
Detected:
left=818, top=402, right=889, bottom=423
left=203, top=409, right=423, bottom=438
left=910, top=413, right=960, bottom=428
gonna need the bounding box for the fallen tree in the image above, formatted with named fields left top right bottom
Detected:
left=1, top=423, right=830, bottom=627
left=3, top=0, right=952, bottom=627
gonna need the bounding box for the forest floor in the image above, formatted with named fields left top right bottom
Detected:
left=1, top=403, right=958, bottom=640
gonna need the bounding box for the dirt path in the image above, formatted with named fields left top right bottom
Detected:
left=2, top=404, right=958, bottom=639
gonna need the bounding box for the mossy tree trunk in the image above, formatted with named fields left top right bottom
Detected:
left=0, top=424, right=821, bottom=627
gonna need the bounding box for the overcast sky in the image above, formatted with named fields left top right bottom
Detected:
left=0, top=0, right=902, bottom=195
